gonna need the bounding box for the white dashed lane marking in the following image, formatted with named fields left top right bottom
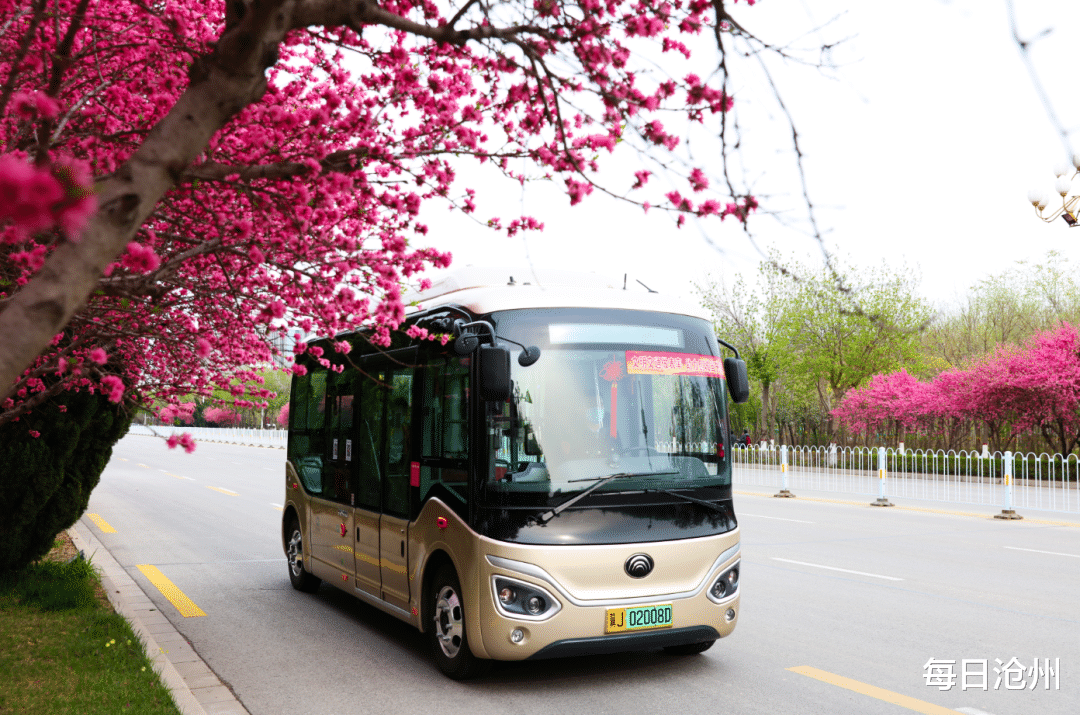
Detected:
left=772, top=558, right=903, bottom=581
left=1004, top=546, right=1080, bottom=558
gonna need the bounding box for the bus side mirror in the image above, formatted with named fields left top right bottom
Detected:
left=478, top=346, right=511, bottom=402
left=724, top=357, right=750, bottom=404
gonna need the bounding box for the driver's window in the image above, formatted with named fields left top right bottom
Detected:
left=419, top=356, right=469, bottom=508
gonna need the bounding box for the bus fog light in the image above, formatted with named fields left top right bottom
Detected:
left=510, top=629, right=525, bottom=643
left=725, top=608, right=736, bottom=622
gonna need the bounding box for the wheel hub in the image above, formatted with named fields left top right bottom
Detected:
left=433, top=585, right=463, bottom=658
left=287, top=530, right=304, bottom=577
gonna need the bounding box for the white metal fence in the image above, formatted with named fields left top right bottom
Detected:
left=732, top=444, right=1080, bottom=516
left=128, top=424, right=286, bottom=449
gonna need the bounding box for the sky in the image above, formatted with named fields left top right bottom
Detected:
left=413, top=0, right=1080, bottom=314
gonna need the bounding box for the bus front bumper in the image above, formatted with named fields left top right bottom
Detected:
left=477, top=548, right=740, bottom=661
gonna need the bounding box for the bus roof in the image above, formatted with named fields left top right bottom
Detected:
left=405, top=267, right=711, bottom=321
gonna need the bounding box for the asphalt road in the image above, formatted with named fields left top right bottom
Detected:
left=85, top=434, right=1080, bottom=715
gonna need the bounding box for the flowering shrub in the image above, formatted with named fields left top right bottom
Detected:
left=203, top=406, right=242, bottom=426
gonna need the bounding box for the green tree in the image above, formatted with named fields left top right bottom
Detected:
left=699, top=258, right=791, bottom=442
left=922, top=251, right=1080, bottom=371
left=701, top=252, right=932, bottom=444
left=773, top=256, right=932, bottom=440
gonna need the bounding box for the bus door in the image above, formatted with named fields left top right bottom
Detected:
left=352, top=362, right=415, bottom=609
left=378, top=370, right=414, bottom=611
left=353, top=369, right=384, bottom=596
left=310, top=370, right=356, bottom=582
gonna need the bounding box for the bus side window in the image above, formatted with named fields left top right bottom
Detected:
left=420, top=357, right=469, bottom=508
left=355, top=371, right=384, bottom=511
left=383, top=370, right=414, bottom=518
left=288, top=368, right=327, bottom=494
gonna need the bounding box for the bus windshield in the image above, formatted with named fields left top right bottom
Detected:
left=478, top=308, right=736, bottom=545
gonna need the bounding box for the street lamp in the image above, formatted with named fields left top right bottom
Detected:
left=1028, top=154, right=1080, bottom=227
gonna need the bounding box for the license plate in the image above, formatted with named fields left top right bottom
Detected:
left=605, top=603, right=673, bottom=634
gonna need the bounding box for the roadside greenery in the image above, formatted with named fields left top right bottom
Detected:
left=703, top=250, right=1080, bottom=455
left=701, top=251, right=932, bottom=446
left=0, top=387, right=132, bottom=572
left=147, top=366, right=291, bottom=429
left=0, top=537, right=180, bottom=715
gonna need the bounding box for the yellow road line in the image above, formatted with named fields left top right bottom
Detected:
left=118, top=457, right=128, bottom=461
left=206, top=486, right=239, bottom=496
left=788, top=666, right=962, bottom=715
left=137, top=463, right=149, bottom=468
left=135, top=565, right=207, bottom=618
left=86, top=513, right=117, bottom=534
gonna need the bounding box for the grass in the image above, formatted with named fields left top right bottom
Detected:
left=0, top=534, right=182, bottom=715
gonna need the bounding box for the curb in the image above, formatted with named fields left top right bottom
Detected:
left=70, top=519, right=251, bottom=715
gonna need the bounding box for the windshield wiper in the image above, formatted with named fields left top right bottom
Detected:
left=648, top=488, right=727, bottom=515
left=533, top=471, right=678, bottom=525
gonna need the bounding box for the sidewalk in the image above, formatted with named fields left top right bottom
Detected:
left=70, top=518, right=251, bottom=715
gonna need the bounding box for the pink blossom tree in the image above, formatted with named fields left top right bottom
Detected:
left=1, top=0, right=794, bottom=432
left=970, top=326, right=1080, bottom=455
left=203, top=406, right=242, bottom=426
left=835, top=325, right=1080, bottom=454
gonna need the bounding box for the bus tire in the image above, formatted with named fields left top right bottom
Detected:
left=429, top=565, right=489, bottom=680
left=663, top=639, right=715, bottom=655
left=286, top=517, right=320, bottom=593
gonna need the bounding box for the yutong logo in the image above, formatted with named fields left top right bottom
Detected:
left=624, top=553, right=654, bottom=578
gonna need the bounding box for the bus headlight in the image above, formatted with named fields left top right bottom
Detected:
left=492, top=576, right=561, bottom=620
left=707, top=561, right=740, bottom=604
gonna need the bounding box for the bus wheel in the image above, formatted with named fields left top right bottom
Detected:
left=663, top=639, right=715, bottom=655
left=286, top=518, right=320, bottom=593
left=429, top=565, right=488, bottom=679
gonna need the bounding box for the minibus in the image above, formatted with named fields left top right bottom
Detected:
left=282, top=268, right=749, bottom=678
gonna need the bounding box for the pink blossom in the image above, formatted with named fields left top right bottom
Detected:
left=689, top=168, right=709, bottom=192
left=166, top=432, right=197, bottom=453
left=121, top=242, right=161, bottom=273
left=0, top=155, right=63, bottom=233
left=100, top=375, right=124, bottom=403
left=89, top=348, right=108, bottom=364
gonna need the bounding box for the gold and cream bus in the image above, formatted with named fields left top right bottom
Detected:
left=281, top=268, right=749, bottom=678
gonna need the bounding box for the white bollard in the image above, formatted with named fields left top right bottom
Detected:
left=994, top=451, right=1023, bottom=520
left=872, top=446, right=894, bottom=506
left=774, top=444, right=795, bottom=498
